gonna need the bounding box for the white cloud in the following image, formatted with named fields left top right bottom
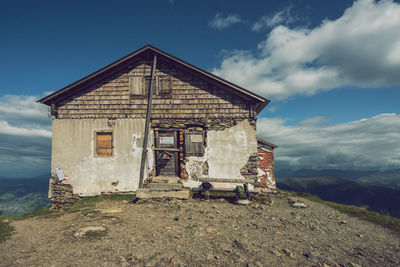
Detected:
left=209, top=13, right=243, bottom=30
left=0, top=95, right=50, bottom=125
left=214, top=0, right=400, bottom=100
left=258, top=113, right=400, bottom=170
left=0, top=121, right=51, bottom=138
left=252, top=6, right=298, bottom=31
left=0, top=94, right=52, bottom=177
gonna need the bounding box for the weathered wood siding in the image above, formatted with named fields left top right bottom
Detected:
left=57, top=56, right=252, bottom=119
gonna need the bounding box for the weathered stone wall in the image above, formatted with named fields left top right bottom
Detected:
left=240, top=153, right=258, bottom=182
left=48, top=176, right=81, bottom=210
left=257, top=146, right=276, bottom=192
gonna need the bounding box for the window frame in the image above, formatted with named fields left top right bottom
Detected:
left=94, top=130, right=114, bottom=157
left=184, top=131, right=205, bottom=157
left=129, top=75, right=172, bottom=98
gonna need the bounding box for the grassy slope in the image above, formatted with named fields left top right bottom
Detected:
left=276, top=169, right=400, bottom=190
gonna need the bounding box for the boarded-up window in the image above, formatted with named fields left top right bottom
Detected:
left=185, top=132, right=204, bottom=156
left=95, top=131, right=113, bottom=157
left=129, top=76, right=144, bottom=95
left=159, top=76, right=171, bottom=95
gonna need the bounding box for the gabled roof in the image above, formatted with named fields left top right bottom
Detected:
left=38, top=44, right=269, bottom=113
left=257, top=138, right=278, bottom=149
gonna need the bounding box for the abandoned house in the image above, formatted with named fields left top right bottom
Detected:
left=38, top=44, right=277, bottom=205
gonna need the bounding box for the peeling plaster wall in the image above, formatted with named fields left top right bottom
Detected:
left=51, top=119, right=153, bottom=196
left=183, top=120, right=257, bottom=189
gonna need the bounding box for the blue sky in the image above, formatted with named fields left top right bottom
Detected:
left=0, top=0, right=399, bottom=177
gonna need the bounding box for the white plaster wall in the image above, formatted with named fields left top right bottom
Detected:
left=52, top=119, right=153, bottom=196
left=183, top=120, right=257, bottom=189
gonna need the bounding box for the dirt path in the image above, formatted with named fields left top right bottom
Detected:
left=1, top=193, right=400, bottom=266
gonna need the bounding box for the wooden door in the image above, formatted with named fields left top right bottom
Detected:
left=155, top=129, right=179, bottom=176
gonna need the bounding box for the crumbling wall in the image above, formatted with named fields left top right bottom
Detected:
left=182, top=119, right=258, bottom=190
left=257, top=146, right=276, bottom=192
left=48, top=176, right=81, bottom=210
left=240, top=153, right=258, bottom=181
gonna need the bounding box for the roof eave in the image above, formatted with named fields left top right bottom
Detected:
left=257, top=137, right=278, bottom=148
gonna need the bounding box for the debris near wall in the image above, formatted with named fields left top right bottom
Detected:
left=49, top=176, right=81, bottom=210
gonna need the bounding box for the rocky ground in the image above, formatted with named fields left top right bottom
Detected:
left=1, top=192, right=400, bottom=266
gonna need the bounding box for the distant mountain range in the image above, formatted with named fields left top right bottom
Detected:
left=277, top=177, right=400, bottom=218
left=276, top=168, right=400, bottom=190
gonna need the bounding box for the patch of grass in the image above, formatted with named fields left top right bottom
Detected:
left=65, top=193, right=135, bottom=213
left=103, top=193, right=134, bottom=201
left=20, top=206, right=53, bottom=219
left=284, top=190, right=400, bottom=233
left=18, top=193, right=135, bottom=219
left=0, top=217, right=15, bottom=243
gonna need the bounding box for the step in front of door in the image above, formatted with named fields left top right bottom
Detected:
left=145, top=183, right=183, bottom=191
left=136, top=188, right=190, bottom=200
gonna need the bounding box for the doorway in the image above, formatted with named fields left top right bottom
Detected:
left=154, top=129, right=179, bottom=177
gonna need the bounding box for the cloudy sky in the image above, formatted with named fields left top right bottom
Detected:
left=0, top=0, right=399, bottom=177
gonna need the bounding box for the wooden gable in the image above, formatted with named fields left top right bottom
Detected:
left=39, top=45, right=269, bottom=119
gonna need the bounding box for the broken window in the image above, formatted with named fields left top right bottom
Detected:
left=185, top=132, right=204, bottom=156
left=95, top=131, right=113, bottom=157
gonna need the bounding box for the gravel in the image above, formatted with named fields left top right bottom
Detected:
left=1, top=192, right=399, bottom=266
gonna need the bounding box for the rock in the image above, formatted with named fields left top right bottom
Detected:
left=233, top=239, right=246, bottom=251
left=74, top=226, right=107, bottom=238
left=291, top=202, right=307, bottom=208
left=270, top=249, right=282, bottom=256
left=237, top=199, right=252, bottom=205
left=282, top=248, right=295, bottom=258
left=207, top=227, right=217, bottom=233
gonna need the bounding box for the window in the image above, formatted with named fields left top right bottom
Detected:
left=158, top=76, right=172, bottom=95
left=95, top=131, right=113, bottom=157
left=185, top=132, right=204, bottom=156
left=129, top=75, right=171, bottom=97
left=129, top=76, right=144, bottom=95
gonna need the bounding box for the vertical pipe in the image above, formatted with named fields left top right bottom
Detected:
left=139, top=53, right=157, bottom=188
